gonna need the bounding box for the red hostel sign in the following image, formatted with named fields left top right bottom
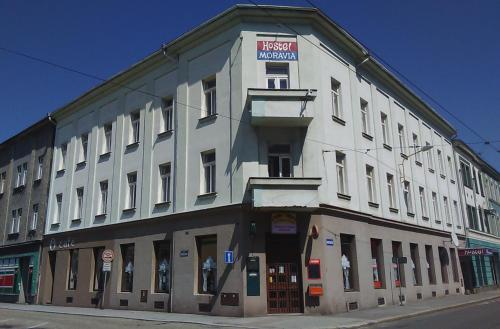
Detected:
left=458, top=248, right=493, bottom=257
left=257, top=41, right=298, bottom=61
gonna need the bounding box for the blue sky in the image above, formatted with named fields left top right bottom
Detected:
left=1, top=0, right=499, bottom=169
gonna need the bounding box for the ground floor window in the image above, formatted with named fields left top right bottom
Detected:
left=93, top=247, right=105, bottom=291
left=120, top=244, right=135, bottom=292
left=449, top=248, right=460, bottom=282
left=425, top=245, right=436, bottom=284
left=409, top=243, right=422, bottom=286
left=340, top=234, right=358, bottom=291
left=196, top=235, right=217, bottom=294
left=154, top=241, right=171, bottom=293
left=438, top=247, right=449, bottom=284
left=370, top=238, right=385, bottom=289
left=392, top=241, right=405, bottom=287
left=67, top=249, right=78, bottom=290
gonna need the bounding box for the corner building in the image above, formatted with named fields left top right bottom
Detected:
left=39, top=5, right=467, bottom=316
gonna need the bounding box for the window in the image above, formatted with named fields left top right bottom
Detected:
left=80, top=134, right=88, bottom=163
left=398, top=124, right=407, bottom=154
left=426, top=142, right=434, bottom=170
left=449, top=248, right=459, bottom=282
left=55, top=193, right=63, bottom=223
left=336, top=152, right=347, bottom=195
left=460, top=161, right=472, bottom=188
left=425, top=245, right=436, bottom=284
left=10, top=209, right=21, bottom=234
left=99, top=181, right=108, bottom=215
left=159, top=163, right=171, bottom=203
left=120, top=244, right=135, bottom=292
left=437, top=149, right=444, bottom=176
left=360, top=99, right=370, bottom=134
left=202, top=151, right=216, bottom=194
left=392, top=241, right=405, bottom=287
left=203, top=78, right=216, bottom=117
left=381, top=113, right=392, bottom=146
left=340, top=234, right=358, bottom=291
left=0, top=172, right=5, bottom=194
left=472, top=169, right=479, bottom=193
left=331, top=78, right=342, bottom=118
left=266, top=64, right=289, bottom=89
left=130, top=112, right=140, bottom=144
left=268, top=145, right=291, bottom=178
left=196, top=235, right=217, bottom=294
left=410, top=243, right=422, bottom=286
left=366, top=165, right=376, bottom=203
left=438, top=247, right=449, bottom=284
left=371, top=238, right=385, bottom=289
left=466, top=205, right=479, bottom=230
left=447, top=156, right=454, bottom=180
left=16, top=163, right=27, bottom=187
left=103, top=124, right=112, bottom=154
left=432, top=192, right=440, bottom=222
left=403, top=181, right=413, bottom=214
left=453, top=201, right=460, bottom=227
left=478, top=206, right=485, bottom=231
left=93, top=247, right=105, bottom=291
left=387, top=174, right=396, bottom=208
left=154, top=241, right=171, bottom=293
left=127, top=173, right=137, bottom=209
left=412, top=134, right=421, bottom=162
left=68, top=249, right=79, bottom=290
left=60, top=143, right=67, bottom=170
left=483, top=208, right=491, bottom=234
left=419, top=187, right=428, bottom=218
left=478, top=173, right=484, bottom=196
left=75, top=187, right=84, bottom=220
left=443, top=197, right=451, bottom=225
left=36, top=156, right=44, bottom=180
left=30, top=204, right=39, bottom=231
left=161, top=98, right=174, bottom=132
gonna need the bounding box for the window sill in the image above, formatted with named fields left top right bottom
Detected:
left=407, top=212, right=415, bottom=218
left=197, top=192, right=217, bottom=199
left=7, top=232, right=19, bottom=239
left=446, top=223, right=452, bottom=227
left=337, top=192, right=351, bottom=201
left=415, top=160, right=422, bottom=167
left=362, top=132, right=373, bottom=141
left=456, top=225, right=462, bottom=229
left=428, top=168, right=435, bottom=174
left=76, top=161, right=86, bottom=169
left=95, top=213, right=107, bottom=220
left=450, top=179, right=456, bottom=184
left=56, top=169, right=66, bottom=176
left=368, top=201, right=379, bottom=209
left=122, top=207, right=136, bottom=213
left=383, top=143, right=392, bottom=151
left=13, top=185, right=26, bottom=193
left=72, top=218, right=82, bottom=223
left=400, top=153, right=408, bottom=160
left=389, top=207, right=399, bottom=214
left=33, top=178, right=42, bottom=185
left=126, top=141, right=140, bottom=150
left=155, top=201, right=171, bottom=207
left=50, top=222, right=60, bottom=228
left=435, top=220, right=442, bottom=224
left=344, top=289, right=359, bottom=293
left=99, top=152, right=111, bottom=161
left=331, top=115, right=346, bottom=126
left=198, top=114, right=218, bottom=125
left=440, top=174, right=446, bottom=179
left=157, top=129, right=174, bottom=139
left=422, top=216, right=430, bottom=221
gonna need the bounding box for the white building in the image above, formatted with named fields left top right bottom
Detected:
left=39, top=5, right=467, bottom=316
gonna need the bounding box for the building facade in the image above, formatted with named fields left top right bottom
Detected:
left=0, top=117, right=55, bottom=303
left=38, top=5, right=467, bottom=316
left=453, top=140, right=500, bottom=292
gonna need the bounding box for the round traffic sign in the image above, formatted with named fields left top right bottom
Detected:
left=102, top=249, right=114, bottom=262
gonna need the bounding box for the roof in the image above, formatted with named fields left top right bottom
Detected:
left=50, top=4, right=456, bottom=136
left=0, top=115, right=55, bottom=151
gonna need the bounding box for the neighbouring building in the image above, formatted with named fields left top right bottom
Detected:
left=0, top=117, right=55, bottom=303
left=453, top=140, right=500, bottom=293
left=38, top=5, right=467, bottom=316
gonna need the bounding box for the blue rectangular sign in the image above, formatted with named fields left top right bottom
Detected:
left=224, top=251, right=234, bottom=264
left=326, top=238, right=334, bottom=246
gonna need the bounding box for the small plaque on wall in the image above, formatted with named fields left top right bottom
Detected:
left=140, top=290, right=148, bottom=303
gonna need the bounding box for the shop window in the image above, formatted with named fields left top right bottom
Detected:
left=370, top=238, right=385, bottom=289
left=196, top=235, right=217, bottom=294
left=449, top=248, right=459, bottom=282
left=266, top=63, right=289, bottom=89
left=392, top=241, right=405, bottom=287
left=154, top=241, right=171, bottom=293
left=340, top=234, right=358, bottom=291
left=438, top=247, right=449, bottom=284
left=268, top=144, right=292, bottom=178
left=67, top=249, right=79, bottom=290
left=425, top=245, right=436, bottom=284
left=93, top=247, right=105, bottom=291
left=410, top=243, right=422, bottom=286
left=120, top=244, right=135, bottom=292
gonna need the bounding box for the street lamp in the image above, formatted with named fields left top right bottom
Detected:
left=399, top=145, right=433, bottom=182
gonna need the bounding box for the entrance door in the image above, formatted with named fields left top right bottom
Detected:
left=48, top=251, right=56, bottom=304
left=266, top=234, right=302, bottom=313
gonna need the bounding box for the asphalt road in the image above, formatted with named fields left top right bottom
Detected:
left=364, top=298, right=500, bottom=329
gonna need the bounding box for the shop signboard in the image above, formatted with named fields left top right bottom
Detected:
left=0, top=271, right=15, bottom=288
left=271, top=213, right=297, bottom=234
left=458, top=248, right=493, bottom=257
left=257, top=41, right=298, bottom=61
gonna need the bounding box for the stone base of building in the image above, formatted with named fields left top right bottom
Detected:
left=38, top=204, right=466, bottom=316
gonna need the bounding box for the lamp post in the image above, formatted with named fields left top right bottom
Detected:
left=399, top=145, right=433, bottom=182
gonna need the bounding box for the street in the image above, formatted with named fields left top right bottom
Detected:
left=363, top=298, right=500, bottom=329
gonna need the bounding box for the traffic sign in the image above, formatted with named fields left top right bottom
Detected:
left=102, top=262, right=112, bottom=272
left=102, top=249, right=114, bottom=263
left=224, top=251, right=234, bottom=264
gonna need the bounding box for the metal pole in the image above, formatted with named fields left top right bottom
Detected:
left=100, top=271, right=108, bottom=310
left=398, top=260, right=403, bottom=306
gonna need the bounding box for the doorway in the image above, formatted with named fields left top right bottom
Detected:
left=266, top=234, right=302, bottom=314
left=19, top=257, right=33, bottom=304
left=48, top=251, right=56, bottom=304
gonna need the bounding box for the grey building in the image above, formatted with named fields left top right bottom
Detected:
left=0, top=117, right=55, bottom=303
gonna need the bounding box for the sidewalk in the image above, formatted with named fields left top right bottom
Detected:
left=1, top=290, right=499, bottom=329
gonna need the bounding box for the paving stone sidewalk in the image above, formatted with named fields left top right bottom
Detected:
left=0, top=290, right=499, bottom=329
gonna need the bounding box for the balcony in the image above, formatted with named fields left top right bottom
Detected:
left=247, top=88, right=317, bottom=127
left=248, top=177, right=322, bottom=209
